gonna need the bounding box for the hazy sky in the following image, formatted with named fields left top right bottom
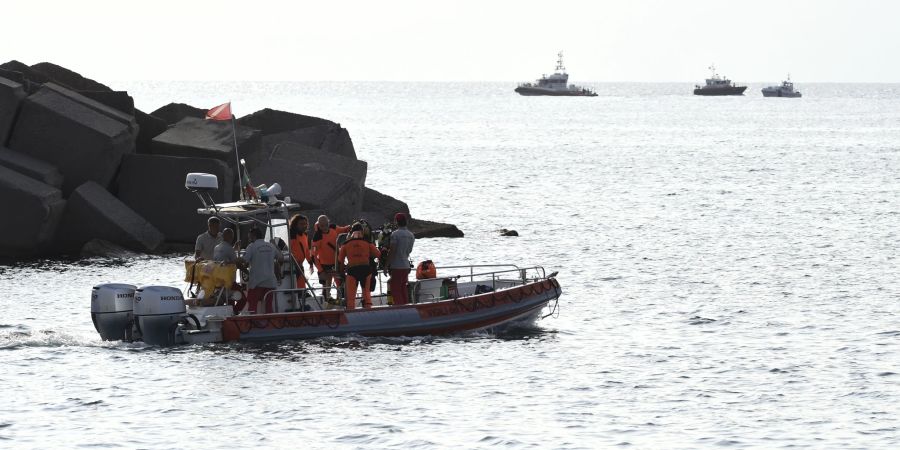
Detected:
left=3, top=0, right=899, bottom=82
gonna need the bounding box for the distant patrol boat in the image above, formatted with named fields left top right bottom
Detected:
left=515, top=51, right=597, bottom=97
left=693, top=65, right=747, bottom=96
left=762, top=75, right=802, bottom=98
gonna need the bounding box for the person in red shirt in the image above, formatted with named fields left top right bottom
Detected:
left=338, top=223, right=381, bottom=309
left=311, top=215, right=350, bottom=302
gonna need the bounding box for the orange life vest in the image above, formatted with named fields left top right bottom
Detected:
left=312, top=224, right=350, bottom=266
left=290, top=233, right=312, bottom=266
left=338, top=238, right=381, bottom=268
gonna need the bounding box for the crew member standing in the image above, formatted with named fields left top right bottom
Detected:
left=338, top=224, right=381, bottom=309
left=311, top=215, right=350, bottom=301
left=194, top=217, right=222, bottom=260
left=288, top=214, right=314, bottom=291
left=239, top=228, right=283, bottom=314
left=385, top=213, right=415, bottom=305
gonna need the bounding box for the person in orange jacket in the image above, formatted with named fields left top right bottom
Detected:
left=288, top=214, right=314, bottom=292
left=311, top=214, right=351, bottom=301
left=338, top=223, right=381, bottom=309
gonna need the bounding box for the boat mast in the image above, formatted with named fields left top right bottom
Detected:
left=556, top=51, right=566, bottom=72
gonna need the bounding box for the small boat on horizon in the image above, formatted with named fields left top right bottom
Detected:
left=515, top=51, right=597, bottom=97
left=693, top=65, right=747, bottom=96
left=762, top=75, right=802, bottom=98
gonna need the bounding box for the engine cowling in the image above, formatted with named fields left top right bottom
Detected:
left=134, top=286, right=186, bottom=346
left=91, top=283, right=136, bottom=341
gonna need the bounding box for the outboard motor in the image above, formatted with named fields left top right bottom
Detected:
left=91, top=283, right=136, bottom=341
left=133, top=286, right=186, bottom=346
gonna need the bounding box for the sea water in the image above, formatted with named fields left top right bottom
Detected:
left=2, top=82, right=899, bottom=448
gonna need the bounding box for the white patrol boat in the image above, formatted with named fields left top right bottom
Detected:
left=90, top=173, right=562, bottom=346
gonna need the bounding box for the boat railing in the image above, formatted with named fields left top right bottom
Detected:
left=432, top=264, right=550, bottom=286
left=261, top=285, right=343, bottom=313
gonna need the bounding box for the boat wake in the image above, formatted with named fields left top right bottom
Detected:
left=0, top=325, right=114, bottom=350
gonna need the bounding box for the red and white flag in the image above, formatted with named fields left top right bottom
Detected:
left=206, top=102, right=233, bottom=121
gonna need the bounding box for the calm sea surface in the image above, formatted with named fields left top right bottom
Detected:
left=2, top=82, right=899, bottom=449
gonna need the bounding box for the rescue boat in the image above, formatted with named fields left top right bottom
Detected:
left=90, top=173, right=562, bottom=346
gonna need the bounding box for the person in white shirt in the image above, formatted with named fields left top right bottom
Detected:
left=213, top=228, right=239, bottom=264
left=385, top=213, right=415, bottom=305
left=238, top=228, right=283, bottom=314
left=194, top=217, right=222, bottom=260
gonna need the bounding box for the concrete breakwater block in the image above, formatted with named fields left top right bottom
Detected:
left=0, top=146, right=63, bottom=189
left=358, top=188, right=411, bottom=227
left=57, top=181, right=164, bottom=253
left=7, top=85, right=135, bottom=195
left=251, top=158, right=361, bottom=226
left=269, top=141, right=367, bottom=188
left=261, top=125, right=331, bottom=154
left=76, top=90, right=135, bottom=116
left=134, top=110, right=168, bottom=154
left=116, top=153, right=233, bottom=244
left=150, top=117, right=262, bottom=171
left=407, top=218, right=464, bottom=239
left=0, top=60, right=51, bottom=93
left=43, top=83, right=136, bottom=131
left=150, top=102, right=206, bottom=126
left=0, top=76, right=25, bottom=144
left=261, top=123, right=357, bottom=161
left=321, top=126, right=356, bottom=160
left=29, top=61, right=112, bottom=92
left=0, top=165, right=66, bottom=257
left=238, top=108, right=335, bottom=135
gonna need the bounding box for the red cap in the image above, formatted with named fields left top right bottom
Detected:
left=394, top=213, right=406, bottom=222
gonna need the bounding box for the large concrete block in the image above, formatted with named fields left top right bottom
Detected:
left=77, top=90, right=135, bottom=115
left=269, top=141, right=367, bottom=188
left=134, top=109, right=167, bottom=154
left=150, top=102, right=206, bottom=126
left=57, top=181, right=164, bottom=253
left=0, top=146, right=63, bottom=188
left=261, top=125, right=330, bottom=154
left=237, top=108, right=335, bottom=135
left=0, top=60, right=51, bottom=93
left=0, top=76, right=25, bottom=145
left=116, top=153, right=233, bottom=244
left=360, top=187, right=410, bottom=226
left=251, top=158, right=362, bottom=225
left=0, top=165, right=66, bottom=257
left=7, top=85, right=136, bottom=195
left=30, top=62, right=112, bottom=92
left=408, top=218, right=464, bottom=239
left=321, top=126, right=357, bottom=160
left=43, top=83, right=136, bottom=131
left=150, top=117, right=262, bottom=172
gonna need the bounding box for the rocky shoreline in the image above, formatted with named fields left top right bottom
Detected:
left=0, top=60, right=462, bottom=260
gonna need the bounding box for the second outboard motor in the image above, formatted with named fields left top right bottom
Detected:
left=91, top=283, right=136, bottom=341
left=133, top=286, right=186, bottom=346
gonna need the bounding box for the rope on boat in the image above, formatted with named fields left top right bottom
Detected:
left=541, top=281, right=562, bottom=319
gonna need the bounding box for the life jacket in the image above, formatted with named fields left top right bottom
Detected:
left=338, top=238, right=381, bottom=268
left=290, top=233, right=311, bottom=266
left=312, top=224, right=350, bottom=265
left=416, top=260, right=436, bottom=279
